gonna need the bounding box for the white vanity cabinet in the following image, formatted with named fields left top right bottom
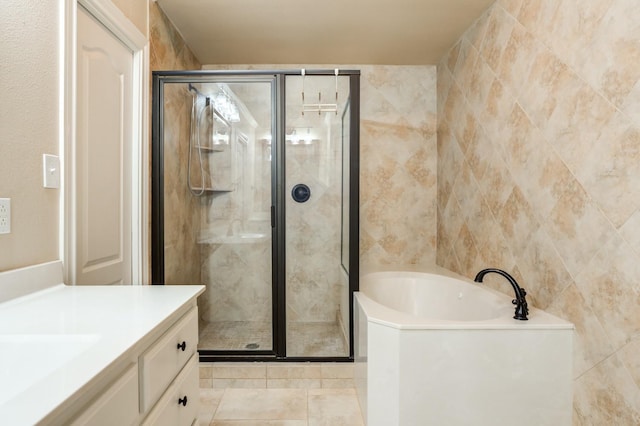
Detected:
left=63, top=307, right=200, bottom=426
left=0, top=263, right=205, bottom=425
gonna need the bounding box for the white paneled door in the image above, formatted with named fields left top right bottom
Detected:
left=74, top=5, right=133, bottom=285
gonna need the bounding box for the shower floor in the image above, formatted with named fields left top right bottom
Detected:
left=199, top=321, right=348, bottom=357
left=200, top=321, right=273, bottom=351
left=287, top=321, right=348, bottom=358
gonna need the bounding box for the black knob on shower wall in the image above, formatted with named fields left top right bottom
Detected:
left=291, top=184, right=311, bottom=203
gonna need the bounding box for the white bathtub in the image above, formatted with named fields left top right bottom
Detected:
left=354, top=268, right=574, bottom=426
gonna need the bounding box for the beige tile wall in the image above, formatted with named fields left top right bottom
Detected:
left=203, top=64, right=439, bottom=269
left=150, top=3, right=203, bottom=289
left=160, top=84, right=203, bottom=287
left=201, top=238, right=273, bottom=322
left=437, top=0, right=640, bottom=422
left=283, top=75, right=350, bottom=324
left=198, top=67, right=438, bottom=325
left=199, top=88, right=273, bottom=324
left=359, top=65, right=438, bottom=267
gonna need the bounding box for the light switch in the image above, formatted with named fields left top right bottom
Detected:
left=43, top=154, right=60, bottom=189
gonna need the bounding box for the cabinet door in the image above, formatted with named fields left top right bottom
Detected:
left=140, top=308, right=198, bottom=411
left=70, top=364, right=138, bottom=426
left=142, top=354, right=199, bottom=426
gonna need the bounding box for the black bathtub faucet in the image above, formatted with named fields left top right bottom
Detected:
left=474, top=268, right=529, bottom=321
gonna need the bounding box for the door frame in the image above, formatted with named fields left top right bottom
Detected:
left=62, top=0, right=149, bottom=284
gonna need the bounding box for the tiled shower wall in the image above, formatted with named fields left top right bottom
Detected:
left=203, top=64, right=439, bottom=269
left=200, top=116, right=272, bottom=324
left=437, top=0, right=640, bottom=422
left=359, top=66, right=438, bottom=268
left=150, top=3, right=203, bottom=287
left=285, top=77, right=346, bottom=324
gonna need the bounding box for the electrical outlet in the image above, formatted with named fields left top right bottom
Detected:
left=0, top=198, right=10, bottom=234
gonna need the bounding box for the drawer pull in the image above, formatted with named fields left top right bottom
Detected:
left=178, top=396, right=188, bottom=407
left=177, top=341, right=186, bottom=351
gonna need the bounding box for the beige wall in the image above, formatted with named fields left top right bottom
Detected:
left=0, top=0, right=146, bottom=274
left=150, top=2, right=200, bottom=71
left=111, top=0, right=148, bottom=35
left=0, top=0, right=60, bottom=272
left=437, top=0, right=640, bottom=422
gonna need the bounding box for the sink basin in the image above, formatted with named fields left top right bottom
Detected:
left=0, top=334, right=100, bottom=405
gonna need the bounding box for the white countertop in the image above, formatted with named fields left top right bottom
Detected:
left=0, top=281, right=204, bottom=425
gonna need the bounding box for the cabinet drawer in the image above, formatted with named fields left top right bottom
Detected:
left=70, top=363, right=138, bottom=426
left=140, top=307, right=198, bottom=412
left=142, top=354, right=199, bottom=426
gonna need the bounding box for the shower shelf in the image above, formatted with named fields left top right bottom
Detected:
left=191, top=187, right=233, bottom=193
left=196, top=145, right=225, bottom=153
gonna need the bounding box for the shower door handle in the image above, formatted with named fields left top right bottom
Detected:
left=271, top=206, right=275, bottom=228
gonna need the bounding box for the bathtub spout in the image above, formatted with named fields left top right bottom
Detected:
left=473, top=268, right=529, bottom=320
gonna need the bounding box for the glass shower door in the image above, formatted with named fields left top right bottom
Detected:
left=155, top=76, right=276, bottom=353
left=153, top=70, right=359, bottom=360
left=284, top=74, right=352, bottom=357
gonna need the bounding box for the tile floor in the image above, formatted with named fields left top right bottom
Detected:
left=199, top=322, right=348, bottom=357
left=198, top=362, right=364, bottom=425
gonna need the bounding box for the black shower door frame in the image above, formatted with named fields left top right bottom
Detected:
left=151, top=69, right=360, bottom=362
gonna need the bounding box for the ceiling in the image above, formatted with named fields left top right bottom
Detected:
left=155, top=0, right=495, bottom=65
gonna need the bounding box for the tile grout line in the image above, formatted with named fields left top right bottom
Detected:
left=212, top=387, right=225, bottom=423
left=305, top=388, right=309, bottom=425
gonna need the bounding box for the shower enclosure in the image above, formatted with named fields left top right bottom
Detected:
left=151, top=70, right=359, bottom=361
